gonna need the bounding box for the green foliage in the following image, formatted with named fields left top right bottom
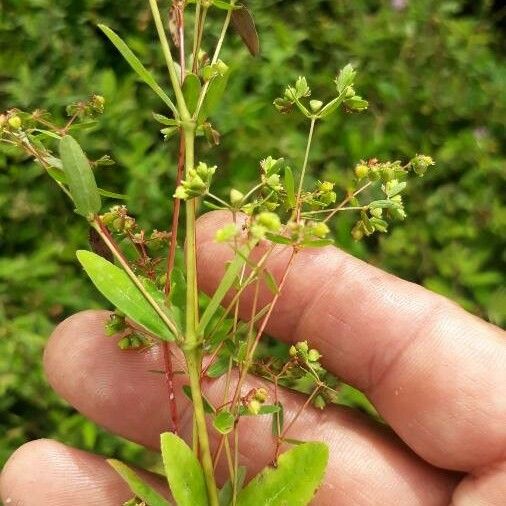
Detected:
left=236, top=442, right=328, bottom=506
left=108, top=459, right=171, bottom=506
left=0, top=0, right=504, bottom=476
left=76, top=250, right=178, bottom=341
left=160, top=432, right=208, bottom=506
left=60, top=135, right=102, bottom=217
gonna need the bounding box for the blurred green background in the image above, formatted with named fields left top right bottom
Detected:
left=1, top=0, right=504, bottom=469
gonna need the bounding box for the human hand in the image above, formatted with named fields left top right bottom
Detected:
left=1, top=211, right=505, bottom=505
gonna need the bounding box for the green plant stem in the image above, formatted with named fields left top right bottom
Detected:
left=148, top=0, right=188, bottom=116
left=193, top=2, right=235, bottom=119
left=182, top=126, right=220, bottom=506
left=295, top=117, right=316, bottom=220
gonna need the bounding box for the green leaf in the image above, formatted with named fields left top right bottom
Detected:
left=153, top=113, right=179, bottom=126
left=271, top=401, right=284, bottom=437
left=284, top=166, right=296, bottom=209
left=76, top=250, right=176, bottom=341
left=369, top=199, right=397, bottom=209
left=160, top=432, right=208, bottom=506
left=384, top=181, right=406, bottom=197
left=317, top=95, right=345, bottom=119
left=59, top=135, right=101, bottom=217
left=213, top=0, right=240, bottom=10
left=335, top=64, right=356, bottom=94
left=183, top=73, right=202, bottom=114
left=236, top=442, right=328, bottom=506
left=213, top=410, right=235, bottom=435
left=219, top=467, right=246, bottom=506
left=108, top=460, right=171, bottom=506
left=98, top=24, right=177, bottom=116
left=98, top=188, right=128, bottom=200
left=231, top=7, right=260, bottom=57
left=264, top=270, right=279, bottom=295
left=198, top=243, right=253, bottom=336
left=265, top=233, right=292, bottom=245
left=182, top=385, right=216, bottom=414
left=206, top=355, right=230, bottom=379
left=198, top=71, right=230, bottom=123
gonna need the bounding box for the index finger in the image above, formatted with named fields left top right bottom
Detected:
left=196, top=211, right=506, bottom=473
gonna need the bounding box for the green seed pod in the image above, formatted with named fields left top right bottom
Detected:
left=410, top=154, right=435, bottom=176
left=311, top=222, right=330, bottom=238
left=295, top=341, right=309, bottom=354
left=248, top=399, right=261, bottom=415
left=254, top=388, right=268, bottom=403
left=313, top=395, right=326, bottom=410
left=351, top=223, right=364, bottom=241
left=256, top=211, right=281, bottom=233
left=310, top=99, right=323, bottom=112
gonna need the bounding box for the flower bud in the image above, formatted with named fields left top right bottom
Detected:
left=344, top=86, right=355, bottom=98
left=230, top=188, right=244, bottom=206
left=256, top=212, right=281, bottom=233
left=295, top=341, right=309, bottom=353
left=355, top=164, right=369, bottom=179
left=248, top=399, right=261, bottom=415
left=410, top=154, right=435, bottom=176
left=313, top=395, right=326, bottom=409
left=311, top=222, right=330, bottom=238
left=308, top=349, right=321, bottom=362
left=254, top=388, right=268, bottom=403
left=8, top=115, right=22, bottom=129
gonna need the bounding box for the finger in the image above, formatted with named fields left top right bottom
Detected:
left=44, top=310, right=458, bottom=505
left=451, top=460, right=506, bottom=506
left=195, top=211, right=506, bottom=472
left=0, top=439, right=168, bottom=506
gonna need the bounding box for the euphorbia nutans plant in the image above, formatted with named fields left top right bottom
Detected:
left=0, top=1, right=435, bottom=504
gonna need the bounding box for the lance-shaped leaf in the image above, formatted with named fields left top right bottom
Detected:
left=197, top=242, right=253, bottom=336
left=231, top=6, right=260, bottom=56
left=284, top=166, right=296, bottom=209
left=160, top=432, right=208, bottom=506
left=183, top=73, right=202, bottom=114
left=198, top=70, right=230, bottom=123
left=219, top=467, right=246, bottom=506
left=98, top=24, right=178, bottom=116
left=76, top=250, right=176, bottom=341
left=236, top=442, right=328, bottom=506
left=59, top=135, right=101, bottom=217
left=108, top=459, right=172, bottom=506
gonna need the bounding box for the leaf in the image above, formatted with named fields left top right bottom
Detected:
left=369, top=199, right=398, bottom=209
left=98, top=188, right=128, bottom=200
left=183, top=73, right=202, bottom=114
left=213, top=410, right=235, bottom=435
left=271, top=402, right=284, bottom=437
left=153, top=112, right=179, bottom=126
left=59, top=135, right=101, bottom=217
left=384, top=181, right=406, bottom=197
left=160, top=432, right=208, bottom=506
left=219, top=467, right=246, bottom=506
left=335, top=63, right=356, bottom=94
left=198, top=243, right=252, bottom=336
left=98, top=24, right=178, bottom=116
left=182, top=385, right=216, bottom=414
left=317, top=95, right=345, bottom=119
left=198, top=71, right=230, bottom=123
left=265, top=233, right=292, bottom=245
left=206, top=355, right=230, bottom=379
left=236, top=442, right=328, bottom=506
left=76, top=250, right=176, bottom=341
left=264, top=270, right=279, bottom=295
left=213, top=0, right=240, bottom=10
left=284, top=166, right=296, bottom=209
left=108, top=460, right=171, bottom=506
left=231, top=6, right=260, bottom=57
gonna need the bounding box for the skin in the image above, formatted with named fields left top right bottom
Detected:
left=1, top=210, right=505, bottom=505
